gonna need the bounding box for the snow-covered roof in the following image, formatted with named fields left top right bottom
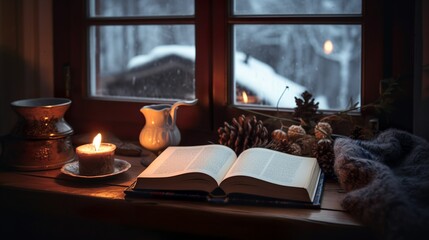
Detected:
left=127, top=45, right=328, bottom=109
left=127, top=45, right=195, bottom=70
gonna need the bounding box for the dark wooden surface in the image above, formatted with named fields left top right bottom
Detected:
left=0, top=155, right=376, bottom=239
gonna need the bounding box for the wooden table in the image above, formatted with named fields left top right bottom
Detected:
left=0, top=155, right=376, bottom=239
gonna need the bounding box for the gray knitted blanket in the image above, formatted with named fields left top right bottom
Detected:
left=334, top=129, right=429, bottom=239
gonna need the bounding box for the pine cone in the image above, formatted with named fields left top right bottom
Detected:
left=295, top=134, right=317, bottom=157
left=293, top=91, right=319, bottom=125
left=256, top=139, right=303, bottom=156
left=271, top=129, right=288, bottom=143
left=258, top=139, right=288, bottom=152
left=287, top=143, right=302, bottom=156
left=313, top=139, right=336, bottom=179
left=218, top=115, right=269, bottom=155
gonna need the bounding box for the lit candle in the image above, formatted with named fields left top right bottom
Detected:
left=76, top=133, right=116, bottom=176
left=238, top=91, right=258, bottom=104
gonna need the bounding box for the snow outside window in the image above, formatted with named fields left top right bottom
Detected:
left=87, top=0, right=362, bottom=111
left=232, top=0, right=362, bottom=111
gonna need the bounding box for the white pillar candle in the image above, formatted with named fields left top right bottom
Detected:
left=76, top=133, right=116, bottom=176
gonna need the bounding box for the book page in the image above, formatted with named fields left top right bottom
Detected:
left=138, top=144, right=237, bottom=185
left=223, top=148, right=317, bottom=188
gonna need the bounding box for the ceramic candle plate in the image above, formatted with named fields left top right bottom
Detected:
left=61, top=159, right=131, bottom=179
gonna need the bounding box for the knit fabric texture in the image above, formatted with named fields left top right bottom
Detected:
left=334, top=129, right=429, bottom=239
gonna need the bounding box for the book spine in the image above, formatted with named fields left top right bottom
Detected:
left=207, top=197, right=228, bottom=204
left=126, top=189, right=209, bottom=202
left=226, top=196, right=320, bottom=209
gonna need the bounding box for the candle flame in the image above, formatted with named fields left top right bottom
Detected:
left=93, top=133, right=102, bottom=151
left=323, top=40, right=334, bottom=55
left=242, top=91, right=249, bottom=104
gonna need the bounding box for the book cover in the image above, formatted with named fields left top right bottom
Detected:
left=133, top=145, right=323, bottom=203
left=124, top=171, right=325, bottom=209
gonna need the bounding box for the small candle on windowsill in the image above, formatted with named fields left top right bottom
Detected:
left=237, top=91, right=258, bottom=104
left=76, top=133, right=116, bottom=176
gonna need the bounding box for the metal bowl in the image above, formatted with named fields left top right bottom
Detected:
left=1, top=98, right=75, bottom=171
left=10, top=98, right=73, bottom=139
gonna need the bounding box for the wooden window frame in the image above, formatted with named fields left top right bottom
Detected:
left=54, top=0, right=212, bottom=141
left=53, top=0, right=383, bottom=141
left=212, top=0, right=383, bottom=131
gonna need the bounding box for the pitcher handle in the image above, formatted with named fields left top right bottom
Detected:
left=170, top=99, right=198, bottom=123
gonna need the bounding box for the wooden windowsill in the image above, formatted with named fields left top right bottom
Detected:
left=0, top=153, right=377, bottom=239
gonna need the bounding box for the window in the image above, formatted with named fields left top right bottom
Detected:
left=87, top=0, right=196, bottom=101
left=54, top=0, right=382, bottom=140
left=231, top=0, right=363, bottom=110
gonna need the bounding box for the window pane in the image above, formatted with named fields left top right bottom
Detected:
left=233, top=0, right=362, bottom=15
left=233, top=24, right=361, bottom=110
left=89, top=25, right=195, bottom=101
left=88, top=0, right=194, bottom=17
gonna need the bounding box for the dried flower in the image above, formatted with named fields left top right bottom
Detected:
left=287, top=125, right=306, bottom=142
left=314, top=122, right=333, bottom=140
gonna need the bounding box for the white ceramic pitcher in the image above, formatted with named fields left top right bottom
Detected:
left=139, top=99, right=198, bottom=153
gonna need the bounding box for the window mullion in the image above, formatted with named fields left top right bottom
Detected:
left=228, top=16, right=362, bottom=24
left=86, top=17, right=195, bottom=26
left=211, top=0, right=230, bottom=129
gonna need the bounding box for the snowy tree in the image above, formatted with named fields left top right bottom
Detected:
left=234, top=0, right=362, bottom=109
left=304, top=0, right=362, bottom=109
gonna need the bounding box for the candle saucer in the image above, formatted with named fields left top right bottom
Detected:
left=61, top=158, right=131, bottom=179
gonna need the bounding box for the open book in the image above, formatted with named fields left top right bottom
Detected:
left=131, top=144, right=323, bottom=204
